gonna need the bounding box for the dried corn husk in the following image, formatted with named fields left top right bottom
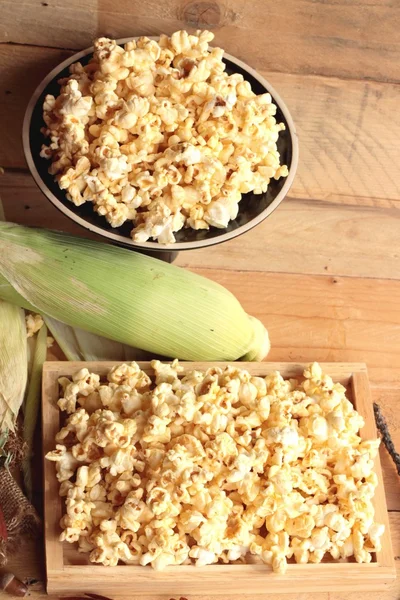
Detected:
left=0, top=301, right=28, bottom=432
left=23, top=323, right=47, bottom=499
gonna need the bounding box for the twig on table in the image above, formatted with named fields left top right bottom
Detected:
left=374, top=402, right=400, bottom=476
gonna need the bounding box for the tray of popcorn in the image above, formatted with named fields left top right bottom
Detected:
left=42, top=360, right=395, bottom=596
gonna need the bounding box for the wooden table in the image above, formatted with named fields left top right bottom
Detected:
left=1, top=2, right=400, bottom=598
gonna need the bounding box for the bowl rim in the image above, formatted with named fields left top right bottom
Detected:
left=22, top=37, right=299, bottom=252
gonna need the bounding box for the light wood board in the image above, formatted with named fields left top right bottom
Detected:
left=42, top=361, right=395, bottom=596
left=1, top=0, right=399, bottom=84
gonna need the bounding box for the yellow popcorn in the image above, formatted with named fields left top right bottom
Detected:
left=46, top=444, right=79, bottom=482
left=25, top=313, right=44, bottom=337
left=47, top=361, right=384, bottom=572
left=41, top=31, right=288, bottom=244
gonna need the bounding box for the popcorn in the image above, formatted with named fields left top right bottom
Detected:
left=40, top=31, right=288, bottom=243
left=47, top=361, right=384, bottom=572
left=25, top=313, right=44, bottom=337
left=46, top=444, right=80, bottom=482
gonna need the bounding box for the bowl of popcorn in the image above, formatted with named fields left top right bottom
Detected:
left=23, top=31, right=298, bottom=253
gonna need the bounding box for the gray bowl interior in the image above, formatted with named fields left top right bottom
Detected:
left=29, top=53, right=294, bottom=249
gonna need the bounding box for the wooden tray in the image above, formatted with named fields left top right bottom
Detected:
left=42, top=362, right=396, bottom=596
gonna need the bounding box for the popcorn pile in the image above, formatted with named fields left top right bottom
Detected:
left=46, top=361, right=384, bottom=572
left=40, top=31, right=288, bottom=244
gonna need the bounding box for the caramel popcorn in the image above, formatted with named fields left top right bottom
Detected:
left=46, top=361, right=383, bottom=571
left=40, top=31, right=288, bottom=244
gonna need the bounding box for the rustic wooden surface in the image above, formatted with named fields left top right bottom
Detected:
left=1, top=1, right=400, bottom=598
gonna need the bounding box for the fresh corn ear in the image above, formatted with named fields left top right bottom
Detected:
left=0, top=223, right=270, bottom=362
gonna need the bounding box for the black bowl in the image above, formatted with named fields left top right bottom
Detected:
left=23, top=38, right=299, bottom=253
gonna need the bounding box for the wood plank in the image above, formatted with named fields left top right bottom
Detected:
left=0, top=1, right=96, bottom=49
left=0, top=44, right=73, bottom=170
left=270, top=72, right=400, bottom=205
left=380, top=450, right=400, bottom=513
left=49, top=563, right=397, bottom=596
left=99, top=0, right=400, bottom=83
left=1, top=44, right=399, bottom=205
left=1, top=0, right=400, bottom=84
left=177, top=200, right=400, bottom=279
left=2, top=171, right=400, bottom=280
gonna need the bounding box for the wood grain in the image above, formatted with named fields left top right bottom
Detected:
left=0, top=4, right=399, bottom=599
left=0, top=0, right=96, bottom=49
left=177, top=201, right=400, bottom=279
left=2, top=172, right=400, bottom=280
left=42, top=362, right=395, bottom=595
left=0, top=44, right=73, bottom=169
left=274, top=73, right=400, bottom=205
left=97, top=0, right=400, bottom=83
left=1, top=45, right=400, bottom=208
left=1, top=0, right=400, bottom=83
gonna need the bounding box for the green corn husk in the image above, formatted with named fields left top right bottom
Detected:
left=0, top=272, right=35, bottom=310
left=0, top=274, right=149, bottom=362
left=0, top=223, right=270, bottom=362
left=23, top=322, right=47, bottom=499
left=0, top=300, right=28, bottom=432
